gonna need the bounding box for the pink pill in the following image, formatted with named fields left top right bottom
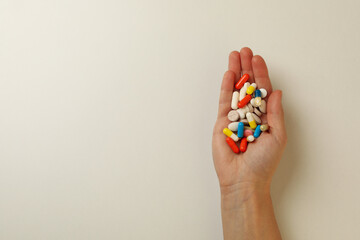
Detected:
left=244, top=129, right=254, bottom=137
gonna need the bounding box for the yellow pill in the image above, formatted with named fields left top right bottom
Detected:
left=246, top=83, right=257, bottom=95
left=223, top=128, right=239, bottom=142
left=246, top=112, right=257, bottom=129
left=260, top=124, right=269, bottom=131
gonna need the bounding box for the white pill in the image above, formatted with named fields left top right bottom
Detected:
left=246, top=112, right=254, bottom=122
left=247, top=103, right=254, bottom=113
left=240, top=119, right=249, bottom=125
left=252, top=113, right=262, bottom=124
left=239, top=82, right=249, bottom=101
left=236, top=109, right=246, bottom=119
left=259, top=100, right=267, bottom=113
left=259, top=88, right=267, bottom=98
left=231, top=91, right=240, bottom=109
left=228, top=110, right=240, bottom=121
left=231, top=134, right=239, bottom=142
left=254, top=108, right=262, bottom=117
left=247, top=135, right=255, bottom=142
left=250, top=98, right=257, bottom=107
left=228, top=122, right=239, bottom=131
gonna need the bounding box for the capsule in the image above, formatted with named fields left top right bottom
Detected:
left=259, top=88, right=267, bottom=98
left=237, top=122, right=244, bottom=138
left=231, top=91, right=240, bottom=109
left=254, top=125, right=261, bottom=138
left=246, top=112, right=257, bottom=129
left=247, top=103, right=254, bottom=113
left=235, top=73, right=249, bottom=89
left=247, top=135, right=255, bottom=142
left=223, top=128, right=239, bottom=142
left=246, top=83, right=257, bottom=95
left=239, top=82, right=250, bottom=101
left=238, top=95, right=252, bottom=108
left=259, top=100, right=267, bottom=113
left=251, top=113, right=261, bottom=124
left=226, top=137, right=240, bottom=153
left=260, top=124, right=269, bottom=131
left=254, top=89, right=262, bottom=107
left=240, top=137, right=248, bottom=152
left=228, top=122, right=240, bottom=131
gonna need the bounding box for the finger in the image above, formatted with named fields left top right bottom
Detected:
left=228, top=51, right=241, bottom=80
left=217, top=70, right=236, bottom=119
left=239, top=47, right=254, bottom=83
left=252, top=55, right=273, bottom=95
left=267, top=90, right=287, bottom=144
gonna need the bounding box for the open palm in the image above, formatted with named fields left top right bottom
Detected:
left=212, top=48, right=287, bottom=190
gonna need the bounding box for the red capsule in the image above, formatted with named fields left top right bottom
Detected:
left=239, top=137, right=248, bottom=152
left=237, top=94, right=252, bottom=108
left=235, top=74, right=249, bottom=89
left=226, top=137, right=240, bottom=153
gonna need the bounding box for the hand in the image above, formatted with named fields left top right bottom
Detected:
left=212, top=48, right=287, bottom=193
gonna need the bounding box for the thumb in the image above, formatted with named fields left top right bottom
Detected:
left=267, top=90, right=287, bottom=144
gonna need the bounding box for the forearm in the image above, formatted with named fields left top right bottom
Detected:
left=220, top=183, right=282, bottom=240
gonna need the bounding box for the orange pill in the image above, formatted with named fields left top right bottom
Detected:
left=235, top=74, right=249, bottom=89
left=240, top=137, right=248, bottom=152
left=237, top=95, right=252, bottom=108
left=226, top=137, right=240, bottom=153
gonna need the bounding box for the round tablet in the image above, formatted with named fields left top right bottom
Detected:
left=227, top=110, right=240, bottom=121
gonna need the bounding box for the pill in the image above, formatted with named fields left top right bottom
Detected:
left=247, top=103, right=254, bottom=113
left=246, top=83, right=257, bottom=95
left=255, top=89, right=261, bottom=98
left=238, top=95, right=252, bottom=108
left=244, top=129, right=253, bottom=137
left=247, top=135, right=255, bottom=142
left=228, top=122, right=239, bottom=131
left=259, top=100, right=267, bottom=113
left=228, top=110, right=240, bottom=121
left=226, top=137, right=240, bottom=153
left=236, top=109, right=246, bottom=119
left=235, top=73, right=250, bottom=89
left=254, top=108, right=262, bottom=117
left=231, top=91, right=240, bottom=109
left=239, top=82, right=250, bottom=101
left=252, top=113, right=261, bottom=124
left=260, top=124, right=269, bottom=131
left=244, top=126, right=253, bottom=131
left=223, top=128, right=239, bottom=142
left=237, top=122, right=244, bottom=138
left=254, top=125, right=261, bottom=138
left=250, top=98, right=257, bottom=107
left=259, top=88, right=267, bottom=98
left=240, top=119, right=249, bottom=125
left=240, top=137, right=248, bottom=152
left=246, top=112, right=257, bottom=129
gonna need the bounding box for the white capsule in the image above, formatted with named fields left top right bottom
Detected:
left=236, top=109, right=246, bottom=119
left=231, top=134, right=239, bottom=142
left=228, top=122, right=239, bottom=131
left=239, top=82, right=250, bottom=101
left=250, top=98, right=257, bottom=107
left=246, top=112, right=254, bottom=122
left=259, top=88, right=267, bottom=98
left=252, top=113, right=262, bottom=124
left=247, top=135, right=255, bottom=142
left=231, top=91, right=240, bottom=109
left=228, top=110, right=240, bottom=121
left=247, top=103, right=254, bottom=113
left=254, top=108, right=262, bottom=117
left=259, top=100, right=267, bottom=113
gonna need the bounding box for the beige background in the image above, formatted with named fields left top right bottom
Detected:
left=1, top=0, right=360, bottom=239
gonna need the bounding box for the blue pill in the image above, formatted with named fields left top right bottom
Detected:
left=254, top=125, right=261, bottom=138
left=237, top=122, right=244, bottom=138
left=254, top=89, right=261, bottom=98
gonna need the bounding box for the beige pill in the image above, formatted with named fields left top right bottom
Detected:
left=236, top=108, right=246, bottom=119
left=260, top=124, right=269, bottom=131
left=252, top=113, right=262, bottom=124
left=247, top=103, right=254, bottom=113
left=231, top=91, right=240, bottom=110
left=228, top=110, right=240, bottom=121
left=254, top=108, right=262, bottom=117
left=239, top=82, right=250, bottom=101
left=259, top=100, right=267, bottom=113
left=250, top=98, right=257, bottom=107
left=247, top=135, right=255, bottom=142
left=240, top=119, right=249, bottom=125
left=228, top=122, right=240, bottom=131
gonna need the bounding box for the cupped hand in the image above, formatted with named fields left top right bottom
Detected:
left=212, top=48, right=287, bottom=191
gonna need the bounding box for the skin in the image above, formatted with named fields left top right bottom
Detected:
left=212, top=47, right=287, bottom=240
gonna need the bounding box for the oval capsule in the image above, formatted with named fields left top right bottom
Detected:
left=260, top=124, right=269, bottom=131
left=231, top=91, right=240, bottom=109
left=254, top=108, right=262, bottom=117
left=228, top=122, right=239, bottom=131
left=238, top=95, right=252, bottom=108
left=252, top=113, right=261, bottom=124
left=237, top=122, right=244, bottom=138
left=247, top=135, right=255, bottom=142
left=223, top=128, right=239, bottom=142
left=247, top=103, right=254, bottom=113
left=259, top=88, right=267, bottom=98
left=246, top=83, right=257, bottom=95
left=228, top=110, right=240, bottom=121
left=259, top=100, right=267, bottom=113
left=240, top=137, right=248, bottom=152
left=226, top=137, right=240, bottom=153
left=254, top=125, right=261, bottom=138
left=235, top=73, right=249, bottom=89
left=246, top=112, right=257, bottom=129
left=239, top=82, right=250, bottom=101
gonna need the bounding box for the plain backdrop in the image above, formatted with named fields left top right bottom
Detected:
left=1, top=0, right=360, bottom=239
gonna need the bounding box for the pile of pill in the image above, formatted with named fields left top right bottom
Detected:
left=223, top=73, right=269, bottom=153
